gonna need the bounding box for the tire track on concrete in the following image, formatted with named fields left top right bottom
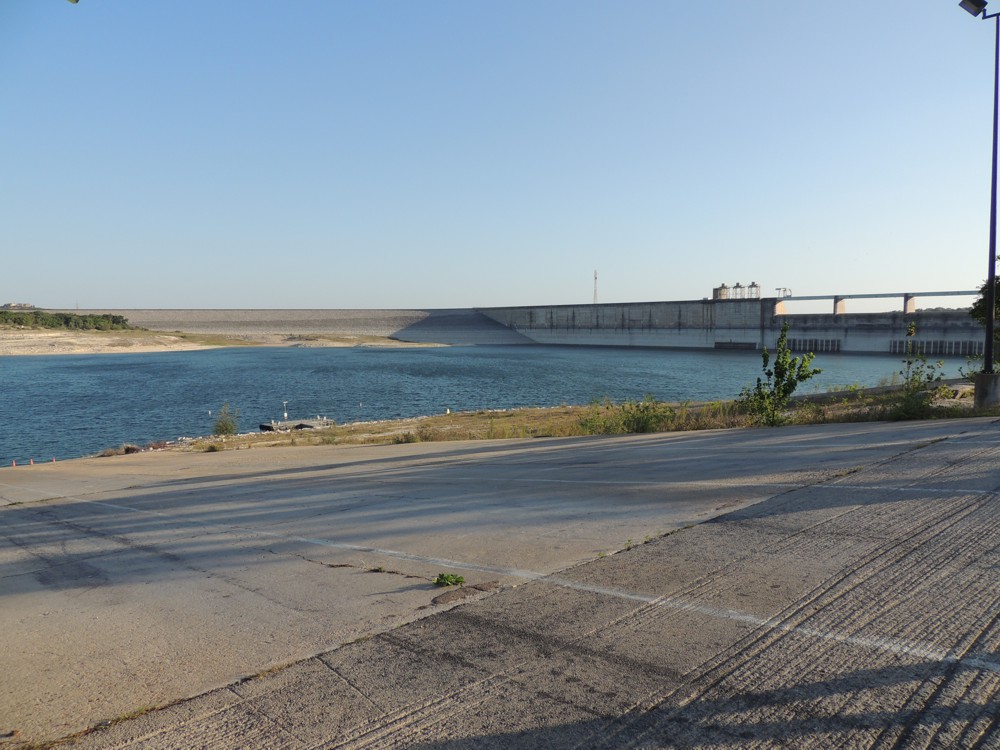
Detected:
left=598, top=435, right=999, bottom=634
left=312, top=438, right=998, bottom=748
left=781, top=494, right=1000, bottom=650
left=306, top=442, right=1000, bottom=749
left=870, top=601, right=1000, bottom=749
left=564, top=444, right=1000, bottom=748
left=311, top=609, right=633, bottom=750
left=676, top=506, right=997, bottom=748
left=567, top=485, right=992, bottom=682
left=580, top=552, right=981, bottom=745
left=315, top=677, right=509, bottom=750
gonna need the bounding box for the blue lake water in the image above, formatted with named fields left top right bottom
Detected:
left=0, top=345, right=970, bottom=464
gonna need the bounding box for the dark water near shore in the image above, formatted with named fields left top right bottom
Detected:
left=0, top=345, right=969, bottom=464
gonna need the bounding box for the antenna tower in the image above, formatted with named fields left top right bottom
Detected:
left=593, top=270, right=598, bottom=305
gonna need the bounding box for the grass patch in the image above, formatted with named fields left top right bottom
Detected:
left=159, top=380, right=995, bottom=457
left=579, top=397, right=744, bottom=434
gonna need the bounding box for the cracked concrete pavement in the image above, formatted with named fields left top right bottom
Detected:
left=2, top=419, right=1000, bottom=748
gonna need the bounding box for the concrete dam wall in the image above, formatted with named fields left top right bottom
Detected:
left=477, top=299, right=985, bottom=355
left=64, top=299, right=983, bottom=355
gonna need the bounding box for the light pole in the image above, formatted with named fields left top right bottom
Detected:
left=961, top=0, right=1000, bottom=406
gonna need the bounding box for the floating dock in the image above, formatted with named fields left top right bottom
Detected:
left=259, top=418, right=335, bottom=432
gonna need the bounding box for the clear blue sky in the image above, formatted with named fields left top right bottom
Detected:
left=1, top=1, right=995, bottom=310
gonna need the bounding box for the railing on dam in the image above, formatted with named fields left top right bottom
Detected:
left=777, top=290, right=978, bottom=315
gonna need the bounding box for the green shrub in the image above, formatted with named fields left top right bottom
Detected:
left=579, top=396, right=673, bottom=434
left=736, top=322, right=821, bottom=426
left=618, top=396, right=674, bottom=433
left=213, top=403, right=239, bottom=436
left=890, top=323, right=946, bottom=420
left=0, top=310, right=132, bottom=330
left=579, top=399, right=614, bottom=434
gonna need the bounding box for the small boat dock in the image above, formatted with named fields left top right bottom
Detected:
left=259, top=417, right=335, bottom=432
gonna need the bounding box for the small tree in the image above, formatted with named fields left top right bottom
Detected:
left=967, top=278, right=1000, bottom=374
left=213, top=403, right=239, bottom=436
left=892, top=322, right=945, bottom=419
left=737, top=322, right=821, bottom=426
left=969, top=278, right=1000, bottom=338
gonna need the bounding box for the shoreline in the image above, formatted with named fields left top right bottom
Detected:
left=0, top=329, right=440, bottom=357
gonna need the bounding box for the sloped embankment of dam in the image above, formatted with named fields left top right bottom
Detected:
left=54, top=308, right=533, bottom=346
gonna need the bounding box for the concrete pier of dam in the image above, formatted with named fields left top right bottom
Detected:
left=62, top=292, right=983, bottom=355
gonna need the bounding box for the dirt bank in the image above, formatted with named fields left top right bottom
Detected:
left=0, top=329, right=434, bottom=357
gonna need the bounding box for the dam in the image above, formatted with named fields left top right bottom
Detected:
left=477, top=288, right=983, bottom=356
left=63, top=287, right=984, bottom=356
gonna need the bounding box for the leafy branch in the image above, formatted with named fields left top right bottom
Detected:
left=736, top=321, right=821, bottom=426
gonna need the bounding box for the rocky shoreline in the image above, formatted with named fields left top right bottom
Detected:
left=0, top=330, right=209, bottom=357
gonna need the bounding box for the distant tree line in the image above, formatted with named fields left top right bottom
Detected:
left=0, top=310, right=133, bottom=330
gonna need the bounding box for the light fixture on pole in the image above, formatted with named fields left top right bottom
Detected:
left=960, top=0, right=1000, bottom=406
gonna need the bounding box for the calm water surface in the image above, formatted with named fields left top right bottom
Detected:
left=0, top=345, right=969, bottom=463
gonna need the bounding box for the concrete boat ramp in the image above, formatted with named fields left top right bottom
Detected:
left=2, top=419, right=1000, bottom=748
